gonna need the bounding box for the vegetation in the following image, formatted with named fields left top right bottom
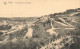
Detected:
left=0, top=8, right=80, bottom=49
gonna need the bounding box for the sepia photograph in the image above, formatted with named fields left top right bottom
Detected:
left=0, top=0, right=80, bottom=49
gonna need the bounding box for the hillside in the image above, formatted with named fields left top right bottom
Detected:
left=0, top=8, right=80, bottom=49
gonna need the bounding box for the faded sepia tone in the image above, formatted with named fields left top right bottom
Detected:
left=0, top=0, right=80, bottom=49
left=0, top=0, right=80, bottom=17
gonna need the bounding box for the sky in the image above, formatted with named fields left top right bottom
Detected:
left=0, top=0, right=80, bottom=17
